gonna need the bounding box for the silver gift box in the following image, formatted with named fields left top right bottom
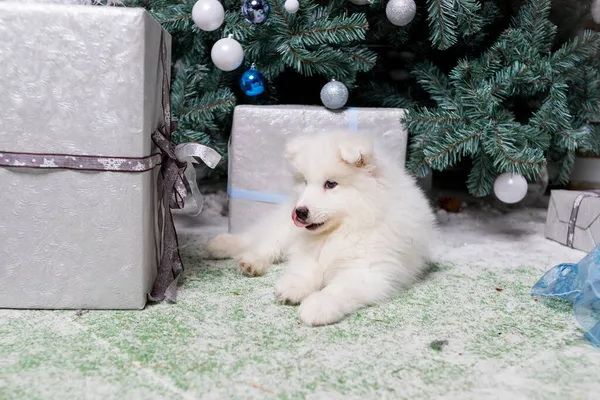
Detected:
left=0, top=3, right=170, bottom=309
left=545, top=190, right=600, bottom=252
left=227, top=105, right=409, bottom=233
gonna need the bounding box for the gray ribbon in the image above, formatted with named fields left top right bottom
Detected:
left=566, top=190, right=600, bottom=248
left=147, top=30, right=221, bottom=302
left=0, top=30, right=221, bottom=303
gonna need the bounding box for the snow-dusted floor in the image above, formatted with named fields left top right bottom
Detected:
left=2, top=190, right=599, bottom=399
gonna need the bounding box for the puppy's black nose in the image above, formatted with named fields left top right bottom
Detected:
left=295, top=206, right=309, bottom=222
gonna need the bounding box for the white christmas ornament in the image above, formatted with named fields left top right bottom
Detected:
left=386, top=0, right=417, bottom=27
left=349, top=0, right=370, bottom=4
left=192, top=0, right=225, bottom=32
left=284, top=0, right=300, bottom=13
left=211, top=37, right=244, bottom=71
left=493, top=172, right=528, bottom=204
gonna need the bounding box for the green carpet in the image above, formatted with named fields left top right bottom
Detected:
left=2, top=207, right=600, bottom=399
left=2, top=260, right=599, bottom=399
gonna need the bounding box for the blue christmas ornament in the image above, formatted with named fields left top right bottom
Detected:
left=242, top=0, right=270, bottom=24
left=240, top=64, right=265, bottom=96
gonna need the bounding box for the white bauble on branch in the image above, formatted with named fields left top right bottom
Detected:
left=386, top=0, right=417, bottom=27
left=211, top=37, right=244, bottom=71
left=284, top=0, right=300, bottom=13
left=192, top=0, right=225, bottom=32
left=493, top=172, right=528, bottom=204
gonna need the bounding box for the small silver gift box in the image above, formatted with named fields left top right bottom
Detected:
left=227, top=105, right=409, bottom=233
left=0, top=3, right=171, bottom=309
left=545, top=190, right=600, bottom=252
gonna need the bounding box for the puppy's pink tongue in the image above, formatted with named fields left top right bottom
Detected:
left=292, top=208, right=309, bottom=228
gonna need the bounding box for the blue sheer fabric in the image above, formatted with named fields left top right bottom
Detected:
left=532, top=245, right=600, bottom=347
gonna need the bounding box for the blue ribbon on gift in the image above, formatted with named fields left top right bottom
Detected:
left=227, top=187, right=288, bottom=204
left=227, top=107, right=359, bottom=204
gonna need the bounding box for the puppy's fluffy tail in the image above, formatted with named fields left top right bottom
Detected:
left=206, top=233, right=250, bottom=259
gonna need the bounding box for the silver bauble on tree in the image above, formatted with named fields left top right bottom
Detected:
left=386, top=0, right=416, bottom=27
left=320, top=80, right=349, bottom=110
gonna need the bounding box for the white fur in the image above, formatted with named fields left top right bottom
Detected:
left=207, top=131, right=436, bottom=326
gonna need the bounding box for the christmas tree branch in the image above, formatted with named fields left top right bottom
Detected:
left=412, top=62, right=457, bottom=110
left=514, top=0, right=554, bottom=53
left=424, top=129, right=481, bottom=169
left=292, top=14, right=369, bottom=46
left=455, top=0, right=482, bottom=36
left=182, top=98, right=236, bottom=116
left=466, top=147, right=495, bottom=197
left=427, top=0, right=458, bottom=50
left=551, top=30, right=600, bottom=73
left=490, top=126, right=546, bottom=173
left=278, top=45, right=355, bottom=78
left=337, top=47, right=377, bottom=72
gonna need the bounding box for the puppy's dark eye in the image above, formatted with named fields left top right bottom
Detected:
left=324, top=180, right=338, bottom=189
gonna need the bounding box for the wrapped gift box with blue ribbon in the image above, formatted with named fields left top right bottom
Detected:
left=227, top=105, right=409, bottom=233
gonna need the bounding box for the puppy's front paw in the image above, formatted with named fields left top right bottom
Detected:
left=275, top=276, right=316, bottom=305
left=299, top=292, right=347, bottom=326
left=237, top=253, right=270, bottom=277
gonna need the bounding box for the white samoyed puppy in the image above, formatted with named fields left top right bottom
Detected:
left=206, top=131, right=436, bottom=326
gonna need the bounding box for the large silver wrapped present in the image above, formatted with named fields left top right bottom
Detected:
left=0, top=3, right=175, bottom=309
left=545, top=190, right=600, bottom=252
left=227, top=105, right=409, bottom=233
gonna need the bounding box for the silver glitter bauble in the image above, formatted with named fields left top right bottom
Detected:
left=386, top=0, right=417, bottom=27
left=320, top=80, right=349, bottom=110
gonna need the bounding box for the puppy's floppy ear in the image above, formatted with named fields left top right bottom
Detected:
left=284, top=135, right=307, bottom=162
left=339, top=134, right=374, bottom=168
